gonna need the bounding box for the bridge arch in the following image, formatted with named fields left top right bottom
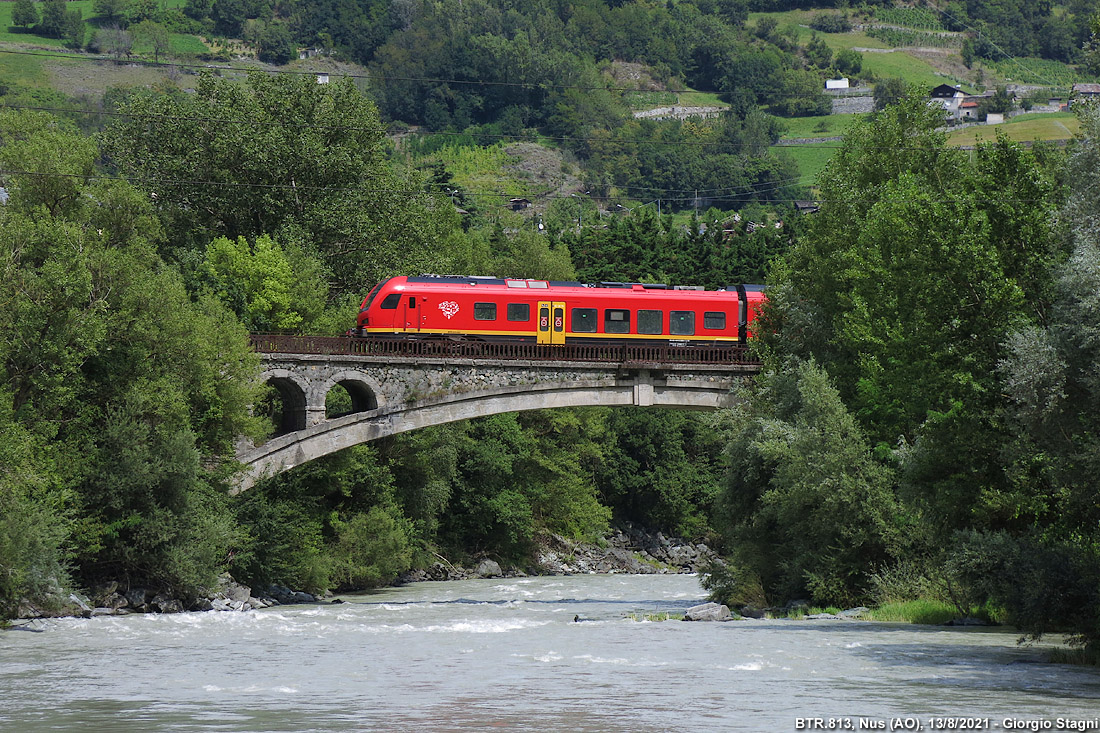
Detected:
left=320, top=370, right=382, bottom=418
left=259, top=369, right=311, bottom=435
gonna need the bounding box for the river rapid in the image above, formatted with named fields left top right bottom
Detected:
left=3, top=574, right=1100, bottom=732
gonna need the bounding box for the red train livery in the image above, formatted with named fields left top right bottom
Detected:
left=356, top=275, right=765, bottom=346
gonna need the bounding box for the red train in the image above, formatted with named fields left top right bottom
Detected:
left=356, top=275, right=765, bottom=346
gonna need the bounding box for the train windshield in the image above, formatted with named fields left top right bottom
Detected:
left=360, top=279, right=391, bottom=311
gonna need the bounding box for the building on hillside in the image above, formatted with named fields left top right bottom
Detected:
left=929, top=84, right=966, bottom=117
left=1071, top=83, right=1100, bottom=105
left=509, top=198, right=531, bottom=211
left=825, top=78, right=850, bottom=90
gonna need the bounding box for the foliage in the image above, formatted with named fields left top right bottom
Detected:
left=809, top=13, right=851, bottom=34
left=101, top=71, right=465, bottom=298
left=0, top=109, right=266, bottom=609
left=596, top=409, right=726, bottom=538
left=872, top=78, right=908, bottom=110
left=11, top=0, right=39, bottom=28
left=0, top=400, right=72, bottom=619
left=328, top=506, right=414, bottom=590
left=834, top=48, right=861, bottom=76
left=200, top=234, right=328, bottom=333
left=714, top=360, right=901, bottom=607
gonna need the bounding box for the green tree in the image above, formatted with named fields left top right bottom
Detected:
left=11, top=0, right=39, bottom=29
left=834, top=48, right=861, bottom=76
left=873, top=78, right=908, bottom=110
left=1, top=110, right=264, bottom=602
left=131, top=19, right=171, bottom=63
left=93, top=0, right=130, bottom=23
left=760, top=96, right=1063, bottom=540
left=715, top=360, right=901, bottom=606
left=102, top=71, right=464, bottom=297
left=36, top=0, right=66, bottom=38
left=200, top=234, right=327, bottom=333
left=256, top=21, right=295, bottom=64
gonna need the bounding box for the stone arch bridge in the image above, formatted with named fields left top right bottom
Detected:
left=235, top=335, right=760, bottom=493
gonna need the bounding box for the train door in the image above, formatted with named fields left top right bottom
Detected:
left=401, top=294, right=420, bottom=333
left=537, top=301, right=566, bottom=345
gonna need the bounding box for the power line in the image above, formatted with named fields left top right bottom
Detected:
left=0, top=101, right=1009, bottom=156
left=0, top=47, right=708, bottom=95
left=0, top=166, right=1058, bottom=208
left=0, top=166, right=812, bottom=201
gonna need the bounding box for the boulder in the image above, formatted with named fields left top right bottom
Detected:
left=103, top=592, right=129, bottom=611
left=838, top=607, right=868, bottom=619
left=125, top=588, right=147, bottom=610
left=150, top=593, right=184, bottom=614
left=683, top=602, right=732, bottom=622
left=224, top=580, right=252, bottom=603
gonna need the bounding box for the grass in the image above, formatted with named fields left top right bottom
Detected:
left=773, top=142, right=838, bottom=184
left=624, top=90, right=677, bottom=109
left=945, top=112, right=1080, bottom=147
left=676, top=90, right=726, bottom=108
left=778, top=113, right=860, bottom=139
left=0, top=43, right=49, bottom=86
left=435, top=143, right=529, bottom=199
left=864, top=600, right=964, bottom=625
left=859, top=49, right=959, bottom=90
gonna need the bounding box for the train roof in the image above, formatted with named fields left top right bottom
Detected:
left=401, top=274, right=763, bottom=294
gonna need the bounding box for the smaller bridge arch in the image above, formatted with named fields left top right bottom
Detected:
left=320, top=369, right=383, bottom=419
left=259, top=368, right=311, bottom=435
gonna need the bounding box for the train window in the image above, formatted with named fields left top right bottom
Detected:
left=704, top=311, right=725, bottom=330
left=380, top=293, right=401, bottom=309
left=638, top=310, right=663, bottom=334
left=670, top=311, right=695, bottom=336
left=474, top=302, right=497, bottom=320
left=604, top=309, right=630, bottom=334
left=572, top=308, right=597, bottom=333
left=507, top=303, right=530, bottom=321
left=408, top=296, right=416, bottom=309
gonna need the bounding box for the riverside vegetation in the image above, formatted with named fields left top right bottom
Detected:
left=1, top=44, right=1099, bottom=661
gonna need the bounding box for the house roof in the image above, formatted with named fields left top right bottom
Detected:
left=1073, top=83, right=1100, bottom=94
left=960, top=101, right=979, bottom=108
left=930, top=83, right=963, bottom=98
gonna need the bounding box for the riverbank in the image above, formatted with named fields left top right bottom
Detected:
left=396, top=522, right=720, bottom=584
left=8, top=523, right=717, bottom=623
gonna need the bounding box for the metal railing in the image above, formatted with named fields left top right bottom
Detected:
left=249, top=334, right=759, bottom=366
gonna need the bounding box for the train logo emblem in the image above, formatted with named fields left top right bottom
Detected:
left=439, top=301, right=459, bottom=319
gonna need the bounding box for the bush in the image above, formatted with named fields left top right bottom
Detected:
left=810, top=13, right=852, bottom=33
left=328, top=506, right=414, bottom=590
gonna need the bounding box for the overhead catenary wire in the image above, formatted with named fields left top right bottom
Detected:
left=0, top=165, right=813, bottom=200
left=0, top=166, right=1054, bottom=207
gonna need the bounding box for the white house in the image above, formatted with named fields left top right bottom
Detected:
left=825, top=78, right=850, bottom=90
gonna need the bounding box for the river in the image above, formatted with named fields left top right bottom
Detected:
left=3, top=574, right=1100, bottom=732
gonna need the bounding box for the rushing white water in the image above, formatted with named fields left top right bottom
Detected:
left=3, top=574, right=1100, bottom=732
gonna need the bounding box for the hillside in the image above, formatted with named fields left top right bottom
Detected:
left=0, top=0, right=1095, bottom=210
